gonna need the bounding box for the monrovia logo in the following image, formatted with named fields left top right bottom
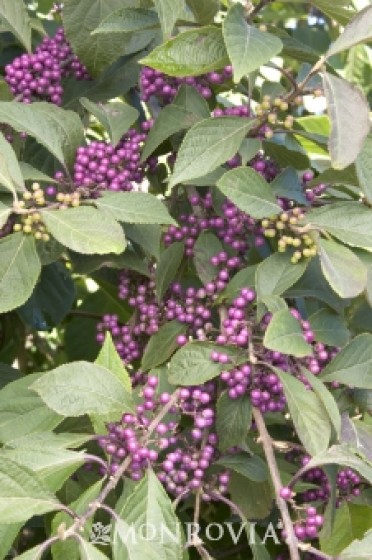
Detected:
left=89, top=521, right=282, bottom=546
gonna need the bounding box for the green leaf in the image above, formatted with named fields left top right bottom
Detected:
left=321, top=503, right=372, bottom=556
left=318, top=238, right=367, bottom=298
left=141, top=85, right=209, bottom=161
left=0, top=373, right=62, bottom=444
left=95, top=192, right=176, bottom=225
left=308, top=165, right=359, bottom=188
left=216, top=392, right=251, bottom=451
left=312, top=0, right=355, bottom=26
left=140, top=26, right=229, bottom=77
left=326, top=5, right=372, bottom=58
left=0, top=234, right=41, bottom=314
left=341, top=415, right=372, bottom=461
left=271, top=167, right=307, bottom=205
left=256, top=252, right=308, bottom=298
left=19, top=162, right=57, bottom=184
left=13, top=544, right=47, bottom=559
left=0, top=523, right=23, bottom=559
left=0, top=102, right=84, bottom=170
left=340, top=529, right=372, bottom=559
left=220, top=265, right=257, bottom=301
left=217, top=453, right=268, bottom=482
left=155, top=242, right=184, bottom=300
left=186, top=0, right=218, bottom=24
left=92, top=7, right=159, bottom=35
left=308, top=308, right=350, bottom=347
left=114, top=469, right=183, bottom=560
left=80, top=98, right=139, bottom=146
left=17, top=262, right=76, bottom=330
left=193, top=231, right=223, bottom=284
left=5, top=432, right=91, bottom=450
left=153, top=0, right=183, bottom=39
left=0, top=0, right=32, bottom=52
left=62, top=0, right=134, bottom=77
left=321, top=333, right=372, bottom=388
left=41, top=206, right=126, bottom=255
left=0, top=131, right=25, bottom=193
left=356, top=133, right=372, bottom=204
left=307, top=202, right=372, bottom=251
left=31, top=361, right=134, bottom=418
left=301, top=367, right=341, bottom=438
left=274, top=368, right=332, bottom=456
left=229, top=472, right=273, bottom=520
left=0, top=456, right=60, bottom=523
left=223, top=3, right=282, bottom=83
left=323, top=73, right=370, bottom=170
left=95, top=332, right=131, bottom=392
left=125, top=224, right=162, bottom=260
left=80, top=541, right=110, bottom=560
left=303, top=444, right=372, bottom=486
left=170, top=118, right=256, bottom=188
left=169, top=342, right=241, bottom=386
left=216, top=167, right=281, bottom=219
left=0, top=446, right=85, bottom=492
left=263, top=309, right=312, bottom=357
left=142, top=320, right=188, bottom=371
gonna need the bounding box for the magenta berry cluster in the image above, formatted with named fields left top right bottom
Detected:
left=140, top=66, right=233, bottom=104
left=5, top=27, right=89, bottom=105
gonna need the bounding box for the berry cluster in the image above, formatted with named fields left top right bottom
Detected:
left=261, top=208, right=318, bottom=263
left=5, top=27, right=89, bottom=105
left=140, top=66, right=233, bottom=104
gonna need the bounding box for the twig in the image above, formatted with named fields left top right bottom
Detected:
left=298, top=543, right=338, bottom=559
left=252, top=407, right=300, bottom=560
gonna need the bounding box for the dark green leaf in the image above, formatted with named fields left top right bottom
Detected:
left=153, top=0, right=184, bottom=39
left=326, top=5, right=372, bottom=58
left=0, top=131, right=25, bottom=194
left=308, top=308, right=350, bottom=347
left=142, top=320, right=188, bottom=371
left=217, top=453, right=268, bottom=482
left=0, top=0, right=32, bottom=52
left=256, top=252, right=308, bottom=298
left=187, top=0, right=218, bottom=24
left=155, top=242, right=184, bottom=300
left=193, top=231, right=223, bottom=284
left=229, top=472, right=273, bottom=520
left=271, top=167, right=307, bottom=205
left=301, top=367, right=341, bottom=438
left=80, top=98, right=139, bottom=146
left=356, top=133, right=372, bottom=204
left=340, top=529, right=372, bottom=559
left=92, top=7, right=159, bottom=35
left=216, top=392, right=251, bottom=451
left=95, top=332, right=131, bottom=392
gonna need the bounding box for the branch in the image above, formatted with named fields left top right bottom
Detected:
left=252, top=407, right=300, bottom=560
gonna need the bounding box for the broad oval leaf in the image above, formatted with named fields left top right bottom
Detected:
left=216, top=167, right=281, bottom=219
left=223, top=3, right=282, bottom=83
left=0, top=0, right=32, bottom=52
left=306, top=202, right=372, bottom=251
left=263, top=309, right=312, bottom=357
left=323, top=73, right=370, bottom=170
left=168, top=342, right=241, bottom=386
left=193, top=231, right=223, bottom=284
left=0, top=234, right=41, bottom=314
left=0, top=456, right=61, bottom=523
left=308, top=308, right=350, bottom=347
left=321, top=333, right=372, bottom=388
left=31, top=361, right=134, bottom=418
left=0, top=102, right=84, bottom=169
left=318, top=238, right=367, bottom=298
left=95, top=332, right=132, bottom=392
left=41, top=206, right=126, bottom=255
left=256, top=252, right=308, bottom=298
left=169, top=118, right=256, bottom=188
left=301, top=367, right=341, bottom=438
left=326, top=5, right=372, bottom=58
left=274, top=368, right=332, bottom=456
left=153, top=0, right=183, bottom=39
left=95, top=192, right=176, bottom=225
left=356, top=133, right=372, bottom=204
left=140, top=26, right=229, bottom=77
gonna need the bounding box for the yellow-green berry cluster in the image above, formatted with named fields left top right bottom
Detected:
left=261, top=208, right=318, bottom=264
